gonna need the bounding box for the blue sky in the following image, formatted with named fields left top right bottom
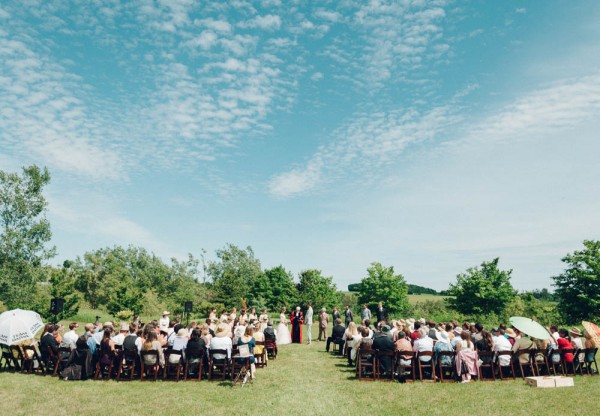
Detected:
left=1, top=1, right=599, bottom=291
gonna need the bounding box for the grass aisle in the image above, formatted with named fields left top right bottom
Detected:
left=1, top=329, right=599, bottom=415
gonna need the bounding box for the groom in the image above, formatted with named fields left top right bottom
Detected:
left=290, top=306, right=304, bottom=343
left=305, top=302, right=314, bottom=345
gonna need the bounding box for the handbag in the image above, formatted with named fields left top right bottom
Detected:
left=61, top=364, right=82, bottom=380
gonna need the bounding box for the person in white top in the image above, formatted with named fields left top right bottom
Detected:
left=210, top=324, right=233, bottom=360
left=112, top=323, right=129, bottom=346
left=412, top=327, right=434, bottom=362
left=493, top=328, right=512, bottom=366
left=62, top=323, right=79, bottom=349
left=159, top=311, right=170, bottom=332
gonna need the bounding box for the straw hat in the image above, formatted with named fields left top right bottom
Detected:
left=437, top=331, right=450, bottom=343
left=505, top=328, right=517, bottom=338
left=569, top=327, right=582, bottom=336
left=119, top=323, right=129, bottom=332
left=162, top=311, right=170, bottom=316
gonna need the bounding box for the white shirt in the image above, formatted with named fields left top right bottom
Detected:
left=413, top=336, right=434, bottom=361
left=112, top=333, right=126, bottom=346
left=494, top=335, right=512, bottom=366
left=63, top=330, right=78, bottom=347
left=159, top=317, right=170, bottom=332
left=210, top=336, right=232, bottom=359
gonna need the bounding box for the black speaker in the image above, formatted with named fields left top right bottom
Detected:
left=50, top=298, right=64, bottom=314
left=184, top=301, right=193, bottom=313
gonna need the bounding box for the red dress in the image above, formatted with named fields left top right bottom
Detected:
left=557, top=337, right=574, bottom=363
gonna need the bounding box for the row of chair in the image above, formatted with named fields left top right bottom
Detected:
left=345, top=346, right=598, bottom=382
left=1, top=340, right=278, bottom=383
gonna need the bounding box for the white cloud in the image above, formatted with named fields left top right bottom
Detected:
left=269, top=158, right=323, bottom=198
left=311, top=72, right=323, bottom=81
left=515, top=8, right=527, bottom=14
left=240, top=14, right=282, bottom=31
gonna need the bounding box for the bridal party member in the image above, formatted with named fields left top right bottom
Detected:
left=290, top=307, right=304, bottom=344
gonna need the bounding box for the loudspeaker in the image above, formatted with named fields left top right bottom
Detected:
left=184, top=301, right=193, bottom=313
left=50, top=298, right=64, bottom=314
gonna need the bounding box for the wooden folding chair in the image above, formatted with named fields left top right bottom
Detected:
left=116, top=349, right=138, bottom=381
left=548, top=348, right=563, bottom=376
left=583, top=348, right=598, bottom=375
left=477, top=351, right=495, bottom=381
left=375, top=350, right=395, bottom=381
left=9, top=346, right=24, bottom=372
left=44, top=346, right=58, bottom=376
left=265, top=339, right=277, bottom=360
left=254, top=341, right=267, bottom=368
left=163, top=348, right=183, bottom=381
left=417, top=351, right=435, bottom=382
left=560, top=348, right=577, bottom=376
left=396, top=350, right=416, bottom=382
left=54, top=347, right=72, bottom=376
left=208, top=349, right=229, bottom=381
left=21, top=345, right=45, bottom=375
left=532, top=349, right=550, bottom=376
left=496, top=351, right=516, bottom=380
left=1, top=344, right=18, bottom=372
left=231, top=356, right=252, bottom=386
left=437, top=351, right=456, bottom=382
left=357, top=346, right=376, bottom=381
left=183, top=348, right=204, bottom=381
left=140, top=350, right=161, bottom=381
left=516, top=349, right=536, bottom=379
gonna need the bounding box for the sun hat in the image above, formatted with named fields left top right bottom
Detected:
left=103, top=321, right=113, bottom=328
left=162, top=311, right=170, bottom=316
left=437, top=331, right=450, bottom=343
left=419, top=318, right=426, bottom=325
left=505, top=328, right=517, bottom=338
left=119, top=323, right=129, bottom=331
left=454, top=327, right=463, bottom=335
left=569, top=327, right=582, bottom=336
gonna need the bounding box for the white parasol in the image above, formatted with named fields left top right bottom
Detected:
left=0, top=309, right=44, bottom=345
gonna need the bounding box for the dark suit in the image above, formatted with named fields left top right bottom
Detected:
left=344, top=309, right=353, bottom=327
left=326, top=324, right=346, bottom=352
left=373, top=332, right=395, bottom=374
left=376, top=308, right=387, bottom=325
left=40, top=333, right=58, bottom=362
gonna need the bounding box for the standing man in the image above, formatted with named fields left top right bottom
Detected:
left=360, top=304, right=372, bottom=322
left=376, top=302, right=387, bottom=326
left=318, top=308, right=329, bottom=341
left=344, top=305, right=353, bottom=327
left=305, top=303, right=314, bottom=344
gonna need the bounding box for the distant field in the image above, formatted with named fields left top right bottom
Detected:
left=408, top=294, right=449, bottom=305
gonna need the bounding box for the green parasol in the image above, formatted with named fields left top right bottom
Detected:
left=509, top=316, right=553, bottom=341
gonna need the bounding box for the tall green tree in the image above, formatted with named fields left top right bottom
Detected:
left=0, top=165, right=56, bottom=309
left=358, top=262, right=409, bottom=316
left=252, top=265, right=298, bottom=310
left=207, top=244, right=261, bottom=308
left=447, top=258, right=516, bottom=316
left=553, top=240, right=600, bottom=323
left=297, top=269, right=340, bottom=310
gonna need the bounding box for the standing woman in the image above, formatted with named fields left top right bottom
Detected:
left=249, top=308, right=258, bottom=323
left=276, top=307, right=292, bottom=345
left=259, top=308, right=269, bottom=332
left=220, top=309, right=229, bottom=323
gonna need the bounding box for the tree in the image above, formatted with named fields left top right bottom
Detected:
left=358, top=262, right=409, bottom=316
left=207, top=244, right=261, bottom=308
left=0, top=165, right=56, bottom=309
left=297, top=269, right=340, bottom=310
left=252, top=265, right=298, bottom=310
left=447, top=258, right=517, bottom=316
left=553, top=240, right=600, bottom=323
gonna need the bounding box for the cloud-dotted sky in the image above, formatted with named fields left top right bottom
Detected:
left=1, top=0, right=599, bottom=291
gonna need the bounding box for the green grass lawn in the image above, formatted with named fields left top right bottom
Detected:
left=408, top=294, right=448, bottom=305
left=1, top=324, right=598, bottom=416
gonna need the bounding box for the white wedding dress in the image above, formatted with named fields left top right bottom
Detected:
left=276, top=313, right=292, bottom=345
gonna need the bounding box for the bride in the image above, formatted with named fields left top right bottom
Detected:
left=276, top=307, right=292, bottom=345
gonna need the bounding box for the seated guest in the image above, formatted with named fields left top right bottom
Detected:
left=237, top=326, right=257, bottom=379
left=410, top=322, right=421, bottom=341
left=344, top=322, right=360, bottom=365
left=326, top=318, right=346, bottom=352
left=362, top=319, right=374, bottom=338
left=123, top=324, right=142, bottom=352
left=512, top=328, right=535, bottom=366
left=569, top=327, right=584, bottom=363
left=40, top=324, right=59, bottom=363
left=434, top=330, right=454, bottom=367
left=413, top=327, right=433, bottom=363
left=62, top=323, right=79, bottom=349
left=373, top=325, right=395, bottom=375
left=471, top=323, right=484, bottom=343
left=169, top=328, right=189, bottom=364
left=253, top=322, right=266, bottom=364
left=112, top=323, right=129, bottom=346
left=142, top=331, right=165, bottom=367
left=456, top=331, right=477, bottom=382
left=493, top=329, right=512, bottom=366
left=427, top=321, right=438, bottom=340
left=98, top=327, right=116, bottom=369
left=475, top=330, right=494, bottom=364
left=556, top=329, right=574, bottom=363
left=186, top=328, right=206, bottom=375
left=210, top=324, right=233, bottom=362
left=395, top=330, right=413, bottom=366
left=504, top=328, right=517, bottom=346
left=348, top=325, right=363, bottom=365
left=264, top=320, right=277, bottom=342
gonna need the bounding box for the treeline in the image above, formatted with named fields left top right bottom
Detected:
left=1, top=165, right=599, bottom=325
